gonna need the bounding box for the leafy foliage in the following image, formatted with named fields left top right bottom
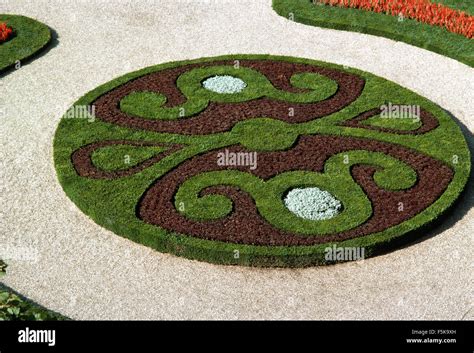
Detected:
left=0, top=290, right=66, bottom=321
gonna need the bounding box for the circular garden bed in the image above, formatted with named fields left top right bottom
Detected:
left=53, top=55, right=470, bottom=267
left=0, top=14, right=51, bottom=72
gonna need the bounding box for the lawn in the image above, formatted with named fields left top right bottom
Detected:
left=272, top=0, right=473, bottom=67
left=0, top=14, right=51, bottom=72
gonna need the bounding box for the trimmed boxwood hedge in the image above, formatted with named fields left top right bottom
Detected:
left=53, top=54, right=471, bottom=267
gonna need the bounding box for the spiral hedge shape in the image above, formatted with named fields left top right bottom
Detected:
left=53, top=55, right=470, bottom=267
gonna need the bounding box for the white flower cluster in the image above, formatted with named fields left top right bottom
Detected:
left=284, top=187, right=342, bottom=221
left=202, top=75, right=247, bottom=94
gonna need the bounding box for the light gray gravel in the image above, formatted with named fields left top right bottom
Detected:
left=0, top=0, right=473, bottom=320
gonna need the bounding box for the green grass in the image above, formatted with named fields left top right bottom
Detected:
left=92, top=145, right=167, bottom=171
left=121, top=68, right=338, bottom=120
left=0, top=14, right=51, bottom=72
left=175, top=151, right=416, bottom=235
left=432, top=0, right=474, bottom=14
left=272, top=0, right=473, bottom=67
left=53, top=54, right=470, bottom=267
left=362, top=115, right=422, bottom=130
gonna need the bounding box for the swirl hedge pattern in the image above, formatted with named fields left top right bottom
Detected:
left=53, top=55, right=470, bottom=267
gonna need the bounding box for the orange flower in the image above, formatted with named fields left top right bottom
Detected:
left=0, top=22, right=13, bottom=43
left=317, top=0, right=473, bottom=38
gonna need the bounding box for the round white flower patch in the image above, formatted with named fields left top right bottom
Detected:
left=202, top=75, right=247, bottom=94
left=284, top=187, right=342, bottom=221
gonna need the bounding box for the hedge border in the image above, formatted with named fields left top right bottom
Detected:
left=53, top=54, right=471, bottom=267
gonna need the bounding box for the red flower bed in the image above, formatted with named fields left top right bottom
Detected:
left=0, top=22, right=13, bottom=43
left=317, top=0, right=473, bottom=38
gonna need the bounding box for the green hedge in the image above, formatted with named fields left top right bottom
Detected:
left=53, top=54, right=471, bottom=267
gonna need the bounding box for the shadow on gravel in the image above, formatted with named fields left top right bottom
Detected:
left=0, top=282, right=69, bottom=320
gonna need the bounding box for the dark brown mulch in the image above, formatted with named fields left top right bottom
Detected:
left=72, top=140, right=182, bottom=179
left=138, top=135, right=452, bottom=246
left=71, top=59, right=451, bottom=246
left=92, top=60, right=365, bottom=135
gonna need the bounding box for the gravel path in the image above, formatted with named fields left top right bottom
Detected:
left=1, top=0, right=473, bottom=320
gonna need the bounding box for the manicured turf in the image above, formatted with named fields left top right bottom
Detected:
left=0, top=14, right=51, bottom=72
left=433, top=0, right=473, bottom=14
left=362, top=115, right=422, bottom=130
left=53, top=55, right=470, bottom=267
left=272, top=0, right=473, bottom=67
